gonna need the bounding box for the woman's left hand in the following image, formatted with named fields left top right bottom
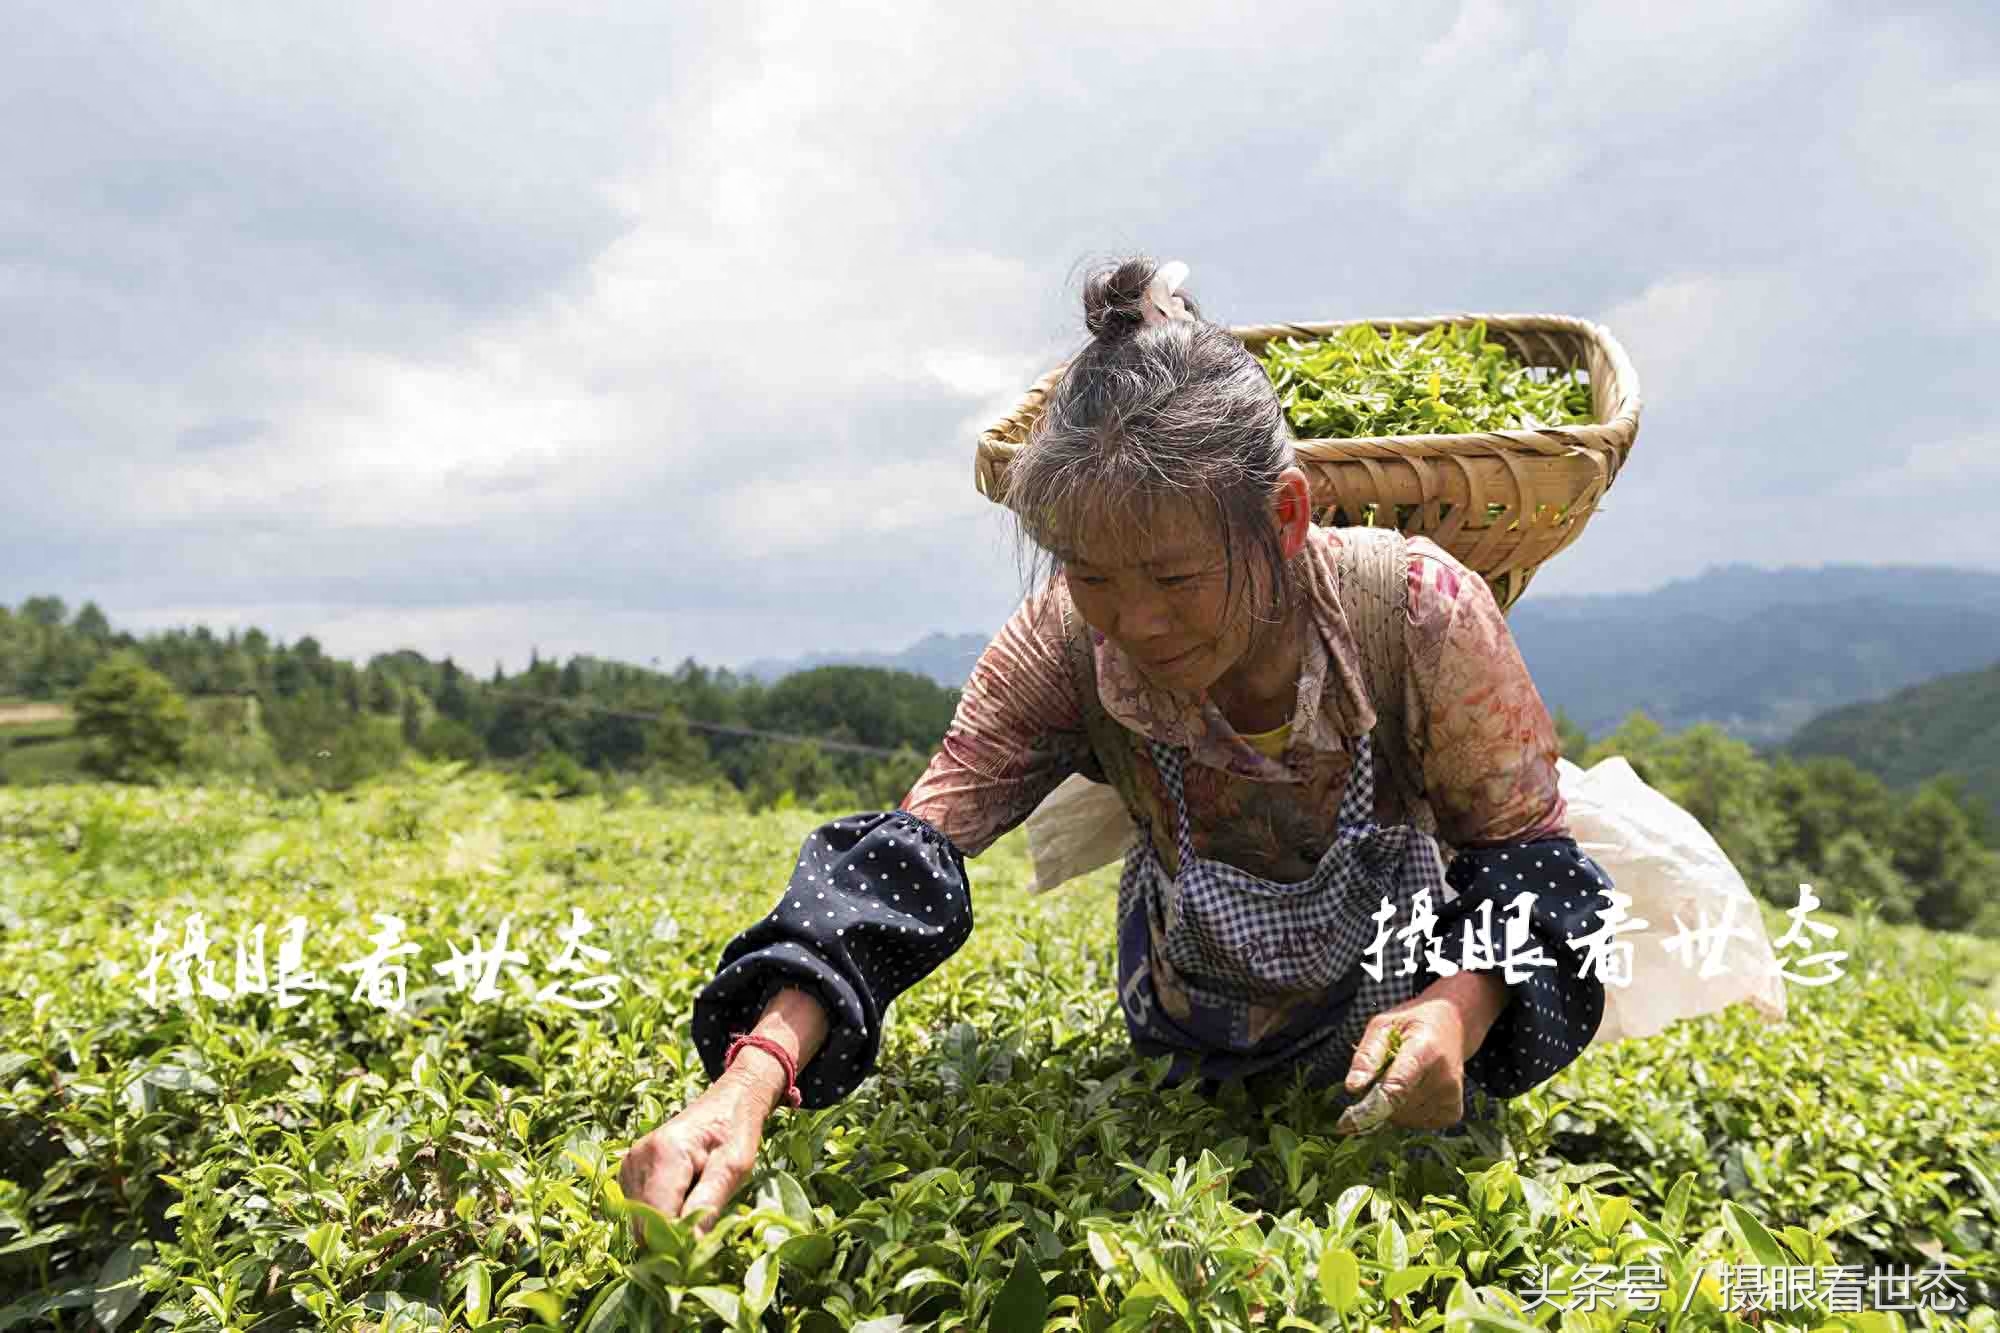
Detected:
left=1335, top=971, right=1507, bottom=1134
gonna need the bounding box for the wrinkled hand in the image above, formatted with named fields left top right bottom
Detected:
left=1335, top=972, right=1506, bottom=1135
left=618, top=1060, right=782, bottom=1239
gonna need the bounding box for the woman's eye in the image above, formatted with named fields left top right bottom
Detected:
left=1156, top=573, right=1203, bottom=588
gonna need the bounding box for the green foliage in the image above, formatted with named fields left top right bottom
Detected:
left=860, top=747, right=929, bottom=811
left=418, top=716, right=487, bottom=765
left=69, top=653, right=192, bottom=782
left=643, top=707, right=711, bottom=777
left=1256, top=321, right=1595, bottom=441
left=0, top=773, right=1995, bottom=1330
left=1887, top=781, right=1992, bottom=932
left=731, top=740, right=846, bottom=813
left=437, top=659, right=472, bottom=724
left=1580, top=712, right=1669, bottom=785
left=756, top=667, right=958, bottom=754
left=516, top=747, right=602, bottom=799
left=1769, top=756, right=1900, bottom=869
left=400, top=693, right=426, bottom=748
left=0, top=598, right=939, bottom=813
left=177, top=696, right=285, bottom=788
left=1785, top=659, right=2000, bottom=841
left=18, top=595, right=67, bottom=628
left=1550, top=708, right=1590, bottom=762
left=0, top=736, right=90, bottom=786
left=259, top=693, right=407, bottom=793
left=1817, top=830, right=1918, bottom=923
left=487, top=694, right=567, bottom=761
left=1662, top=726, right=1794, bottom=893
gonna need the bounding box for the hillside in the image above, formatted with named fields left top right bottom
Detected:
left=1782, top=659, right=2000, bottom=826
left=1507, top=563, right=2000, bottom=744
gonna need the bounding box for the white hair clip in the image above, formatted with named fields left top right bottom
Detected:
left=1142, top=260, right=1193, bottom=325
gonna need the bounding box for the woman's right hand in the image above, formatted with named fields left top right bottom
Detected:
left=618, top=1049, right=787, bottom=1238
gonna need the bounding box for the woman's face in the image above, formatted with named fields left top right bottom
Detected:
left=1061, top=501, right=1260, bottom=695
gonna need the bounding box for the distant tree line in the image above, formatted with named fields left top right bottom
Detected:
left=0, top=595, right=948, bottom=812
left=4, top=596, right=1996, bottom=937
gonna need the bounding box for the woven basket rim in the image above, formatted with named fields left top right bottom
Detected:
left=975, top=310, right=1643, bottom=481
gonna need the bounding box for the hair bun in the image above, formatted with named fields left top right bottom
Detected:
left=1082, top=256, right=1198, bottom=339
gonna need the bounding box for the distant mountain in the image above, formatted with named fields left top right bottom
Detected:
left=1781, top=660, right=2000, bottom=826
left=742, top=632, right=990, bottom=689
left=1508, top=563, right=2000, bottom=745
left=751, top=565, right=2000, bottom=747
left=1520, top=561, right=2000, bottom=623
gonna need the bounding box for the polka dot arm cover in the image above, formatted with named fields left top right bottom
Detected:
left=690, top=810, right=972, bottom=1108
left=1422, top=836, right=1613, bottom=1099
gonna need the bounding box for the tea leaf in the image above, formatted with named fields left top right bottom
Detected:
left=1317, top=1246, right=1359, bottom=1314
left=990, top=1250, right=1048, bottom=1333
left=1721, top=1200, right=1787, bottom=1270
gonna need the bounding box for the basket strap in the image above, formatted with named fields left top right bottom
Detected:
left=1333, top=528, right=1438, bottom=840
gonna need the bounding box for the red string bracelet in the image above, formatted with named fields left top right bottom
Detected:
left=724, top=1033, right=803, bottom=1108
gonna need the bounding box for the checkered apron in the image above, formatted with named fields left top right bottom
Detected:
left=1114, top=729, right=1454, bottom=1092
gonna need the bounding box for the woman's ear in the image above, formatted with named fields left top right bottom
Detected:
left=1274, top=467, right=1313, bottom=560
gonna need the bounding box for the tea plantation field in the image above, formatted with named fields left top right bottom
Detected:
left=2, top=765, right=1996, bottom=1331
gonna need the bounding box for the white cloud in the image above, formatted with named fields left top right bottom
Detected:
left=1596, top=270, right=1797, bottom=410
left=711, top=455, right=994, bottom=562
left=1843, top=24, right=2000, bottom=321
left=921, top=348, right=1044, bottom=401
left=1828, top=433, right=2000, bottom=498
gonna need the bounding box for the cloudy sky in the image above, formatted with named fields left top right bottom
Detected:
left=3, top=1, right=1995, bottom=673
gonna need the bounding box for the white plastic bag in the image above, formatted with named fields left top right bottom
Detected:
left=1025, top=773, right=1135, bottom=894
left=1555, top=754, right=1788, bottom=1047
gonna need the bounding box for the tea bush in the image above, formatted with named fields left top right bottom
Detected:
left=1, top=765, right=1995, bottom=1331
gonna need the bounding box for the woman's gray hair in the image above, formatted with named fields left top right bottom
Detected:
left=1008, top=255, right=1300, bottom=622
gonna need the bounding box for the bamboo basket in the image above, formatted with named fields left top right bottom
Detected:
left=973, top=312, right=1642, bottom=613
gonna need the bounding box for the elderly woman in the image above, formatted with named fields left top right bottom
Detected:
left=622, top=257, right=1614, bottom=1229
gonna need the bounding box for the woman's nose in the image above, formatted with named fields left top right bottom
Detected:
left=1112, top=589, right=1173, bottom=644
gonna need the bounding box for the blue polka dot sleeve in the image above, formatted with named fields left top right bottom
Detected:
left=1422, top=836, right=1613, bottom=1099
left=690, top=811, right=972, bottom=1108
